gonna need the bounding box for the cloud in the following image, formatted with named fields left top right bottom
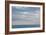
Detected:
left=12, top=6, right=40, bottom=13
left=12, top=20, right=40, bottom=25
left=12, top=6, right=40, bottom=25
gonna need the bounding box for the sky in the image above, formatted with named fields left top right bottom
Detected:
left=12, top=6, right=40, bottom=25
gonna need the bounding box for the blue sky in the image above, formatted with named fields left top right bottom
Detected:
left=12, top=6, right=40, bottom=14
left=12, top=6, right=40, bottom=25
